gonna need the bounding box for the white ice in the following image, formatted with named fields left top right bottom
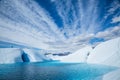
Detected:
left=87, top=37, right=120, bottom=80
left=0, top=48, right=51, bottom=64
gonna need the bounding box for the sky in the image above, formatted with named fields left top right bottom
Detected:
left=0, top=0, right=120, bottom=52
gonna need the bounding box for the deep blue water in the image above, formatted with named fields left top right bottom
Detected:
left=0, top=62, right=118, bottom=80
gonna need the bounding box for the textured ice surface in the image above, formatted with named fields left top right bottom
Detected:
left=0, top=48, right=51, bottom=63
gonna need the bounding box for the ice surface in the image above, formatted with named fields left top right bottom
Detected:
left=0, top=48, right=23, bottom=64
left=49, top=46, right=92, bottom=63
left=23, top=48, right=51, bottom=62
left=0, top=37, right=120, bottom=79
left=87, top=37, right=120, bottom=80
left=0, top=48, right=51, bottom=64
left=87, top=37, right=120, bottom=67
left=53, top=37, right=120, bottom=80
left=59, top=46, right=93, bottom=62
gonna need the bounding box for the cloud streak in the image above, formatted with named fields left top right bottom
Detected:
left=0, top=0, right=120, bottom=52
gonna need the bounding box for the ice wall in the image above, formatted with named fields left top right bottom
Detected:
left=0, top=48, right=23, bottom=64
left=0, top=48, right=51, bottom=64
left=87, top=37, right=120, bottom=80
left=23, top=48, right=51, bottom=62
left=87, top=37, right=120, bottom=67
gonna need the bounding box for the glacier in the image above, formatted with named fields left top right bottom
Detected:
left=48, top=37, right=120, bottom=67
left=0, top=37, right=120, bottom=66
left=0, top=37, right=120, bottom=80
left=56, top=46, right=93, bottom=63
left=87, top=37, right=120, bottom=80
left=52, top=37, right=120, bottom=80
left=87, top=37, right=120, bottom=67
left=0, top=48, right=23, bottom=64
left=0, top=48, right=51, bottom=64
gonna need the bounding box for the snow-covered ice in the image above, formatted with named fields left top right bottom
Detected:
left=87, top=37, right=120, bottom=67
left=87, top=37, right=120, bottom=80
left=58, top=46, right=93, bottom=63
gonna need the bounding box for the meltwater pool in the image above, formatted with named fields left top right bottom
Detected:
left=0, top=62, right=118, bottom=80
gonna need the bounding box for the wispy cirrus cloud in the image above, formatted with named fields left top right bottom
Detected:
left=0, top=0, right=63, bottom=50
left=0, top=0, right=120, bottom=52
left=112, top=16, right=120, bottom=23
left=95, top=26, right=120, bottom=40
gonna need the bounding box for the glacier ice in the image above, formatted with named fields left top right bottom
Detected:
left=53, top=37, right=120, bottom=80
left=53, top=37, right=120, bottom=67
left=0, top=48, right=51, bottom=64
left=87, top=37, right=120, bottom=80
left=87, top=37, right=120, bottom=67
left=53, top=46, right=93, bottom=63
left=0, top=37, right=120, bottom=80
left=0, top=48, right=23, bottom=64
left=23, top=48, right=51, bottom=62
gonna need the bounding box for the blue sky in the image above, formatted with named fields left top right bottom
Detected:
left=0, top=0, right=120, bottom=52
